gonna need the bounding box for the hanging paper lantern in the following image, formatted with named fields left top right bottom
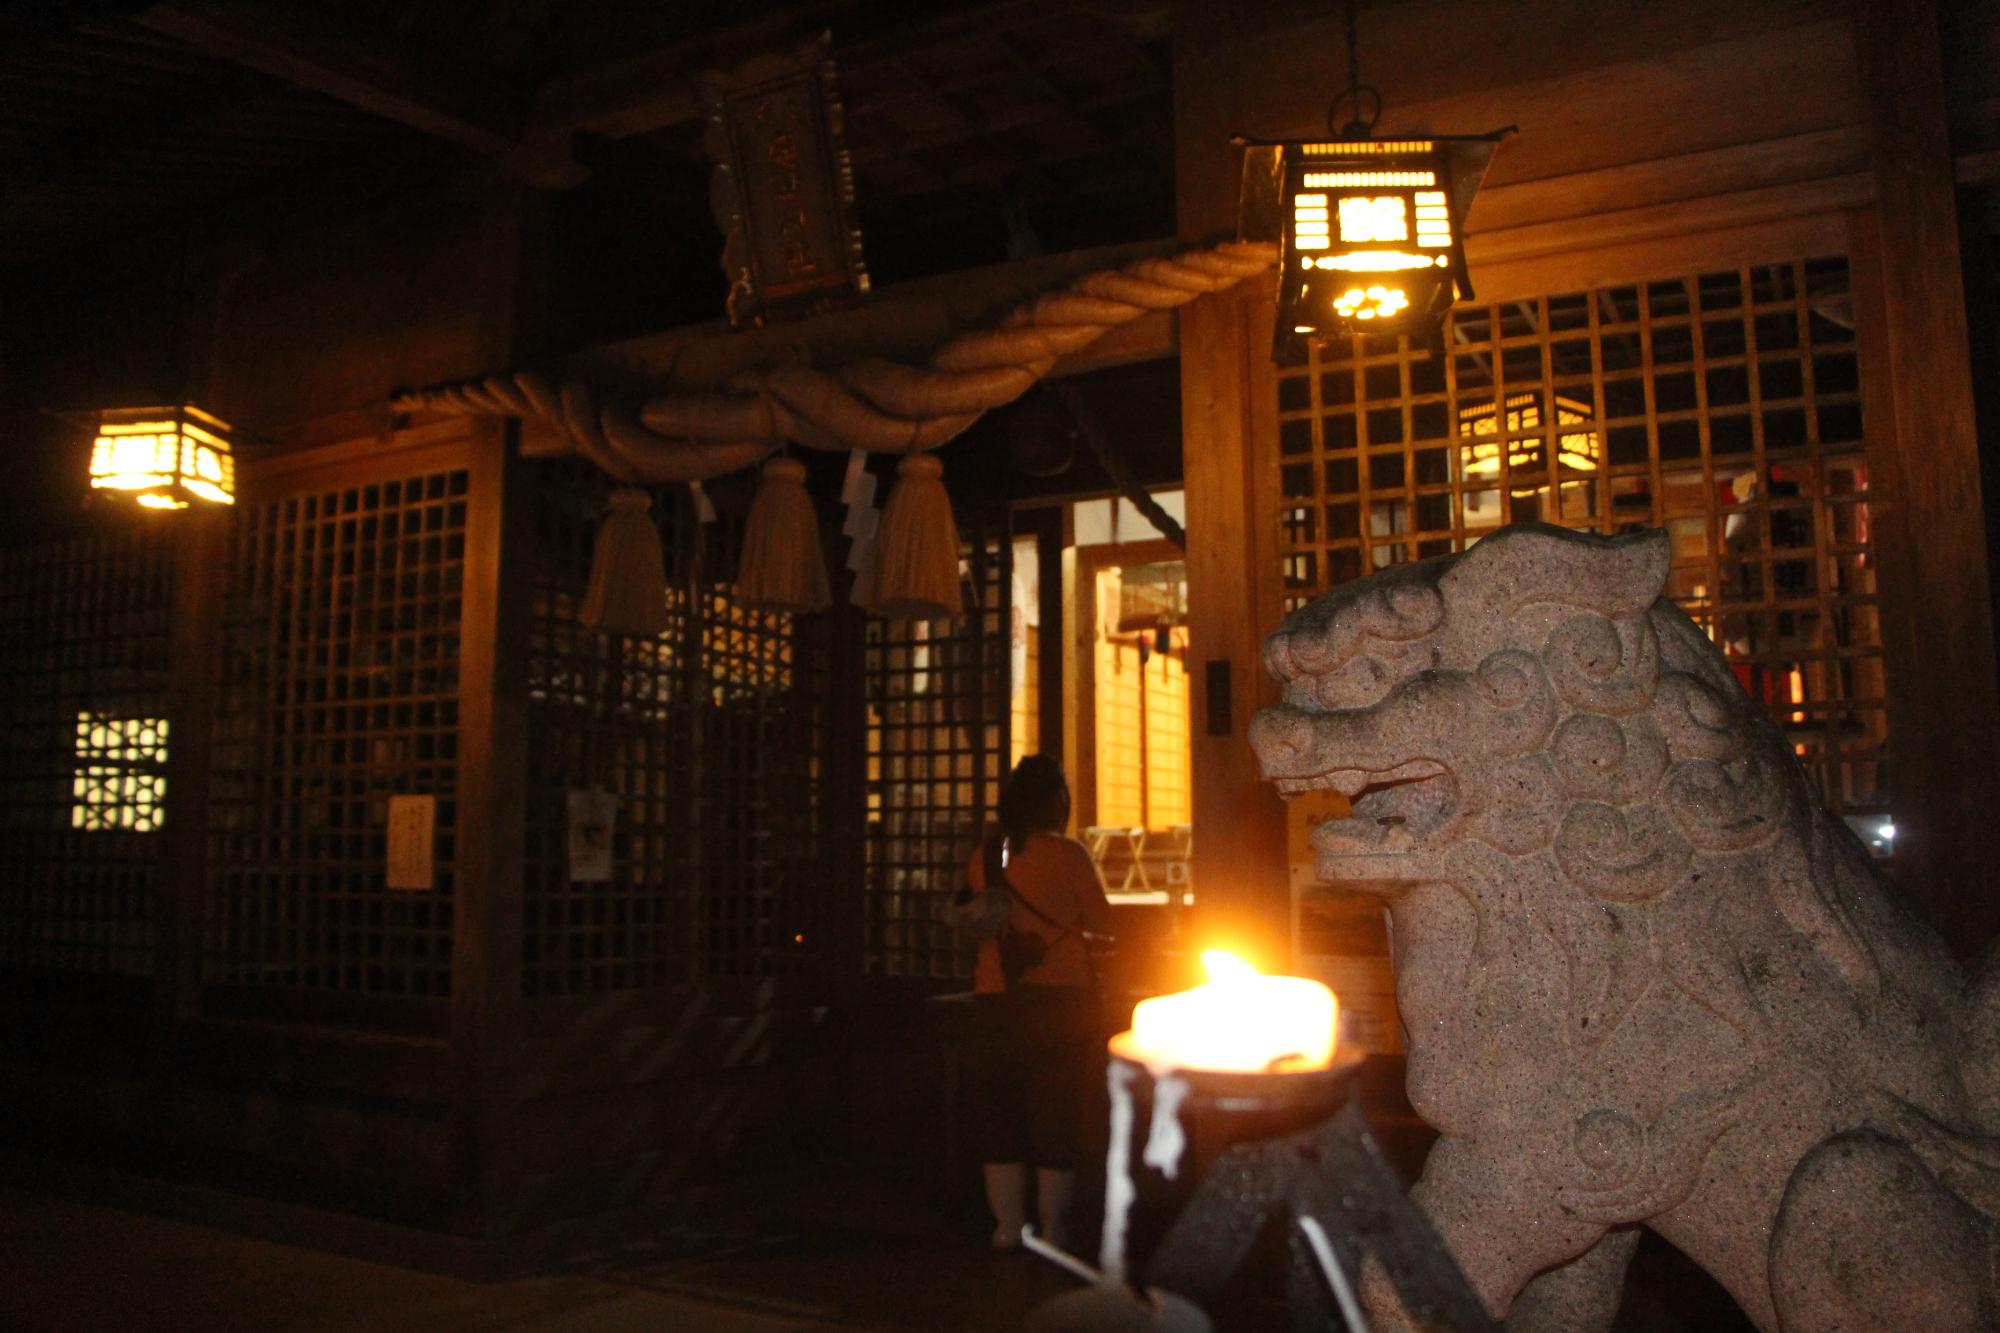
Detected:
left=1272, top=136, right=1507, bottom=355
left=736, top=455, right=830, bottom=613
left=1238, top=128, right=1511, bottom=360
left=869, top=451, right=961, bottom=621
left=88, top=403, right=237, bottom=510
left=579, top=486, right=670, bottom=637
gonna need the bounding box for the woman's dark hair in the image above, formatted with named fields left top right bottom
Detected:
left=985, top=754, right=1070, bottom=881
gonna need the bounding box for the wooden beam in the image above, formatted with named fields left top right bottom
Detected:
left=133, top=1, right=582, bottom=186
left=1852, top=0, right=2000, bottom=955
left=1471, top=172, right=1871, bottom=269
left=1467, top=126, right=1870, bottom=235
left=1469, top=210, right=1849, bottom=309
left=526, top=0, right=1080, bottom=142
left=522, top=46, right=702, bottom=141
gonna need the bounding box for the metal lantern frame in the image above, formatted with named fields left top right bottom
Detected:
left=1238, top=129, right=1511, bottom=360
left=86, top=402, right=239, bottom=510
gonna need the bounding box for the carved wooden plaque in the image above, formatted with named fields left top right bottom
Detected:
left=698, top=34, right=870, bottom=326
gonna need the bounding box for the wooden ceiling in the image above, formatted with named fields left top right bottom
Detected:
left=0, top=1, right=1177, bottom=300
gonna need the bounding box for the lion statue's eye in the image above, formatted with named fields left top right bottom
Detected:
left=1314, top=655, right=1392, bottom=709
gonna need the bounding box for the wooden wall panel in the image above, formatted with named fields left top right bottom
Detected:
left=1850, top=0, right=2000, bottom=953
left=1178, top=1, right=1853, bottom=239
left=207, top=179, right=526, bottom=449
left=1372, top=21, right=1858, bottom=189
left=1218, top=1, right=1846, bottom=136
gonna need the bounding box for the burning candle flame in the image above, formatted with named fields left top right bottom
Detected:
left=1202, top=949, right=1255, bottom=982
left=1112, top=949, right=1338, bottom=1074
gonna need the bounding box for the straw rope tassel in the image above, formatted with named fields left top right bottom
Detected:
left=869, top=452, right=961, bottom=620
left=580, top=486, right=671, bottom=637
left=737, top=455, right=830, bottom=613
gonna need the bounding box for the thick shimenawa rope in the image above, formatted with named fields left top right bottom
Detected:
left=389, top=242, right=1277, bottom=485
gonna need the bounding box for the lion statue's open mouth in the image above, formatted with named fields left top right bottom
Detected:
left=1312, top=765, right=1456, bottom=852
left=1248, top=522, right=2000, bottom=1332
left=1278, top=764, right=1459, bottom=871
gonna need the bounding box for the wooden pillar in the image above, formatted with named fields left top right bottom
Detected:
left=449, top=418, right=528, bottom=1235
left=1178, top=279, right=1291, bottom=966
left=1064, top=539, right=1097, bottom=831
left=818, top=541, right=872, bottom=1162
left=820, top=594, right=869, bottom=1012
left=449, top=186, right=533, bottom=1236
left=1851, top=0, right=2000, bottom=954
left=1032, top=508, right=1066, bottom=772
left=1175, top=6, right=1291, bottom=965
left=157, top=509, right=228, bottom=1026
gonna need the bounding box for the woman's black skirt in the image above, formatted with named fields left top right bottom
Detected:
left=966, top=985, right=1103, bottom=1168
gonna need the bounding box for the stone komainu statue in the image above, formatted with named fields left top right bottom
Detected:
left=1249, top=523, right=2000, bottom=1331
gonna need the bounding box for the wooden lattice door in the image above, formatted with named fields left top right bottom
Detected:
left=861, top=515, right=1012, bottom=983
left=518, top=464, right=822, bottom=999
left=203, top=468, right=470, bottom=1021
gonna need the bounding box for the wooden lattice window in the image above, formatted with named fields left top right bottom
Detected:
left=204, top=472, right=467, bottom=1003
left=1277, top=256, right=1885, bottom=827
left=72, top=712, right=169, bottom=832
left=521, top=468, right=818, bottom=997
left=0, top=530, right=173, bottom=981
left=1094, top=621, right=1192, bottom=831
left=863, top=520, right=1010, bottom=981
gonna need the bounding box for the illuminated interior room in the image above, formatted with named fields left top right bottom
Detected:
left=0, top=1, right=1994, bottom=1328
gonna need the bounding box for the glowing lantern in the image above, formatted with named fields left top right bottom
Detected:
left=1459, top=391, right=1600, bottom=479
left=1242, top=133, right=1508, bottom=358
left=88, top=404, right=237, bottom=510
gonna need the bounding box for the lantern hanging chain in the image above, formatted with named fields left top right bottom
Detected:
left=1327, top=0, right=1381, bottom=139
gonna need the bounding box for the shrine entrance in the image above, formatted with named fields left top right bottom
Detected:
left=1010, top=493, right=1195, bottom=911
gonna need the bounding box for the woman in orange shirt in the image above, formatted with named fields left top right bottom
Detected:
left=957, top=754, right=1110, bottom=1252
